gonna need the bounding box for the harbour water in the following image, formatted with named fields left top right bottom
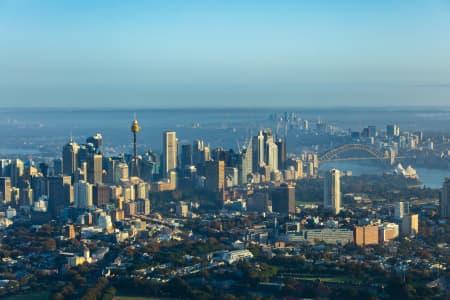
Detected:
left=319, top=161, right=449, bottom=189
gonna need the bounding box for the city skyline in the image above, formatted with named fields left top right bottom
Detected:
left=1, top=2, right=450, bottom=298
left=1, top=1, right=450, bottom=107
left=0, top=108, right=449, bottom=299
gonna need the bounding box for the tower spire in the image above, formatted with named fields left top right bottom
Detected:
left=131, top=115, right=140, bottom=177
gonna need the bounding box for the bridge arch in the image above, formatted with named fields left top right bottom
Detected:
left=319, top=144, right=390, bottom=164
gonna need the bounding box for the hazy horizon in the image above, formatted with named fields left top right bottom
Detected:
left=1, top=1, right=450, bottom=107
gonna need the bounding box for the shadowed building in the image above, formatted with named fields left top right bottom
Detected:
left=324, top=169, right=341, bottom=215
left=276, top=138, right=286, bottom=171
left=204, top=160, right=225, bottom=192
left=86, top=133, right=103, bottom=153
left=47, top=176, right=72, bottom=217
left=271, top=183, right=295, bottom=215
left=62, top=139, right=79, bottom=178
left=441, top=178, right=450, bottom=218
left=93, top=184, right=110, bottom=208
left=181, top=144, right=193, bottom=169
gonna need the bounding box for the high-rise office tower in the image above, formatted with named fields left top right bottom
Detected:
left=38, top=162, right=49, bottom=177
left=387, top=124, right=400, bottom=137
left=74, top=180, right=93, bottom=209
left=324, top=169, right=341, bottom=215
left=105, top=158, right=117, bottom=184
left=53, top=158, right=62, bottom=176
left=0, top=177, right=11, bottom=204
left=133, top=182, right=149, bottom=200
left=204, top=160, right=224, bottom=192
left=86, top=133, right=103, bottom=153
left=62, top=139, right=79, bottom=177
left=135, top=198, right=151, bottom=215
left=114, top=162, right=129, bottom=184
left=225, top=167, right=239, bottom=187
left=181, top=144, right=193, bottom=169
left=31, top=175, right=47, bottom=203
left=87, top=154, right=103, bottom=184
left=238, top=141, right=252, bottom=185
left=77, top=144, right=90, bottom=167
left=267, top=142, right=278, bottom=172
left=212, top=147, right=226, bottom=162
left=131, top=117, right=140, bottom=177
left=19, top=185, right=33, bottom=206
left=0, top=159, right=11, bottom=177
left=47, top=176, right=72, bottom=217
left=74, top=161, right=87, bottom=183
left=203, top=146, right=211, bottom=162
left=401, top=214, right=419, bottom=236
left=124, top=201, right=136, bottom=218
left=10, top=159, right=24, bottom=187
left=140, top=149, right=160, bottom=182
left=271, top=183, right=295, bottom=215
left=276, top=138, right=286, bottom=171
left=93, top=184, right=110, bottom=208
left=441, top=178, right=450, bottom=218
left=162, top=131, right=178, bottom=177
left=263, top=128, right=274, bottom=162
left=368, top=125, right=377, bottom=138
left=296, top=159, right=303, bottom=179
left=252, top=130, right=265, bottom=173
left=192, top=140, right=204, bottom=165
left=395, top=201, right=410, bottom=219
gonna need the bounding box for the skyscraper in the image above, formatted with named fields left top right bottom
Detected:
left=387, top=124, right=400, bottom=137
left=86, top=133, right=103, bottom=153
left=252, top=130, right=265, bottom=173
left=324, top=169, right=341, bottom=215
left=271, top=183, right=295, bottom=215
left=204, top=160, right=224, bottom=192
left=263, top=128, right=274, bottom=159
left=93, top=184, right=110, bottom=208
left=441, top=178, right=450, bottom=218
left=74, top=180, right=93, bottom=209
left=47, top=175, right=72, bottom=217
left=0, top=177, right=11, bottom=204
left=238, top=141, right=252, bottom=185
left=62, top=139, right=79, bottom=177
left=276, top=138, right=286, bottom=171
left=181, top=144, right=193, bottom=169
left=10, top=159, right=24, bottom=187
left=135, top=198, right=151, bottom=215
left=162, top=131, right=178, bottom=177
left=267, top=141, right=278, bottom=172
left=368, top=125, right=377, bottom=138
left=401, top=214, right=419, bottom=236
left=395, top=201, right=410, bottom=219
left=192, top=140, right=204, bottom=165
left=87, top=153, right=103, bottom=184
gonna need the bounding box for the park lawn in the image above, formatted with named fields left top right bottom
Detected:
left=2, top=291, right=51, bottom=300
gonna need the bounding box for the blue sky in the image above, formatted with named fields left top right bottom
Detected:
left=1, top=0, right=450, bottom=107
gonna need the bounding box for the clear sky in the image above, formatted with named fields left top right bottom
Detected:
left=1, top=0, right=450, bottom=108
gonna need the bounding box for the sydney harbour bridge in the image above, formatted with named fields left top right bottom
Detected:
left=318, top=143, right=399, bottom=166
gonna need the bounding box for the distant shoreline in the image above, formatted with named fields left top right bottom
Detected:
left=1, top=106, right=450, bottom=112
